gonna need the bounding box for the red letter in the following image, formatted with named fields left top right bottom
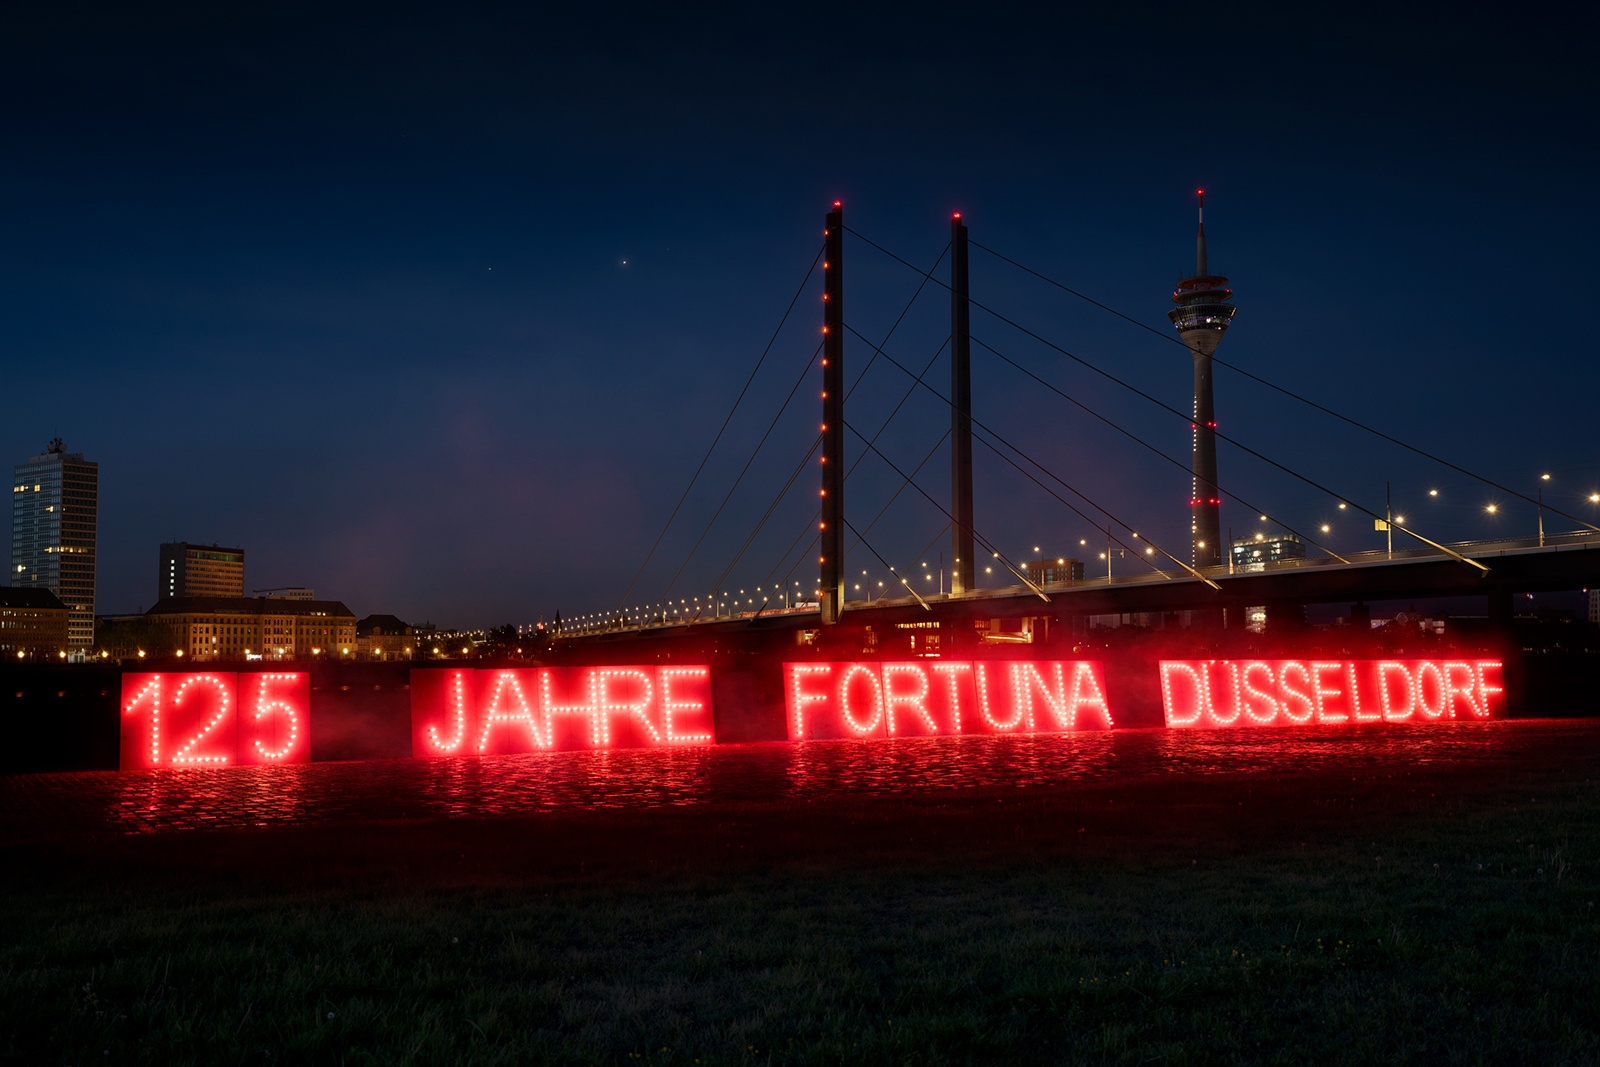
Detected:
left=1442, top=662, right=1485, bottom=719
left=882, top=663, right=937, bottom=735
left=1067, top=662, right=1113, bottom=729
left=1348, top=663, right=1379, bottom=723
left=540, top=669, right=595, bottom=748
left=973, top=663, right=1024, bottom=730
left=1474, top=661, right=1505, bottom=717
left=930, top=662, right=972, bottom=733
left=591, top=668, right=660, bottom=747
left=1240, top=662, right=1279, bottom=724
left=477, top=670, right=548, bottom=753
left=1210, top=662, right=1243, bottom=726
left=1310, top=662, right=1346, bottom=723
left=1413, top=662, right=1447, bottom=720
left=1377, top=662, right=1415, bottom=722
left=836, top=664, right=884, bottom=735
left=1159, top=662, right=1208, bottom=727
left=659, top=666, right=714, bottom=743
left=430, top=670, right=474, bottom=754
left=1278, top=662, right=1315, bottom=723
left=785, top=663, right=833, bottom=740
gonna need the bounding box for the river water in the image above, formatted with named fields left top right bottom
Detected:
left=3, top=719, right=1595, bottom=838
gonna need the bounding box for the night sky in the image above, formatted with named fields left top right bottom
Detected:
left=5, top=3, right=1597, bottom=628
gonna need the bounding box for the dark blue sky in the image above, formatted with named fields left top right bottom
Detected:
left=5, top=2, right=1596, bottom=627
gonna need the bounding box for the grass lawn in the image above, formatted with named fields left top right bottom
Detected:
left=2, top=761, right=1597, bottom=1065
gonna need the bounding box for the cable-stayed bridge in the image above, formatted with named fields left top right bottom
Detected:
left=555, top=199, right=1600, bottom=648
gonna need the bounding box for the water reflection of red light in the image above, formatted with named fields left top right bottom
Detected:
left=411, top=666, right=715, bottom=756
left=25, top=720, right=1574, bottom=837
left=786, top=660, right=1111, bottom=741
left=1159, top=659, right=1505, bottom=728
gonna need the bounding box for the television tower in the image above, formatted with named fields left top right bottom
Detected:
left=1168, top=190, right=1237, bottom=569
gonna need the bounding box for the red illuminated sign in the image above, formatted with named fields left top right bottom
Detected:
left=409, top=665, right=715, bottom=757
left=784, top=660, right=1111, bottom=741
left=237, top=672, right=312, bottom=765
left=120, top=672, right=312, bottom=769
left=1157, top=659, right=1505, bottom=727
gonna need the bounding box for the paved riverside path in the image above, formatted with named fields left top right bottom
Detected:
left=3, top=720, right=1597, bottom=841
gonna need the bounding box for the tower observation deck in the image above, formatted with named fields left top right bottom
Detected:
left=1169, top=190, right=1237, bottom=570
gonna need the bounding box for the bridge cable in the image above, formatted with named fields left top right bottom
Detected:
left=970, top=334, right=1349, bottom=564
left=701, top=253, right=951, bottom=624
left=846, top=229, right=1488, bottom=572
left=746, top=515, right=821, bottom=621
left=840, top=415, right=1050, bottom=600
left=845, top=322, right=1217, bottom=589
left=747, top=395, right=950, bottom=622
left=615, top=244, right=824, bottom=612
left=844, top=243, right=950, bottom=402
left=842, top=518, right=932, bottom=611
left=845, top=428, right=953, bottom=560
left=858, top=520, right=954, bottom=609
left=708, top=262, right=949, bottom=608
left=691, top=432, right=823, bottom=624
left=751, top=424, right=952, bottom=623
left=649, top=338, right=825, bottom=621
left=968, top=238, right=1600, bottom=536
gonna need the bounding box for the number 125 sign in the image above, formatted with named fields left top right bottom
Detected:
left=119, top=672, right=310, bottom=769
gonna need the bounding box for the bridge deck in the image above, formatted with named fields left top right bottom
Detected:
left=566, top=530, right=1600, bottom=638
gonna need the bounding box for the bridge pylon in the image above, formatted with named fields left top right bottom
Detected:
left=950, top=212, right=975, bottom=596
left=820, top=202, right=845, bottom=624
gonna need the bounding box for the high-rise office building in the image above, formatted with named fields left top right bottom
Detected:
left=11, top=439, right=98, bottom=647
left=159, top=543, right=245, bottom=600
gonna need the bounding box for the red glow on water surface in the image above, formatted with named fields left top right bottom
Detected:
left=1159, top=659, right=1505, bottom=728
left=786, top=660, right=1111, bottom=741
left=39, top=720, right=1581, bottom=837
left=410, top=666, right=716, bottom=756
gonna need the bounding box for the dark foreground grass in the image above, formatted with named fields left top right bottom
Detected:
left=2, top=772, right=1598, bottom=1065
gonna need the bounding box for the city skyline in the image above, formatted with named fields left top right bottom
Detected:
left=4, top=6, right=1596, bottom=628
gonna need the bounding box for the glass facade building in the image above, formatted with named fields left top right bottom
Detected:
left=11, top=439, right=98, bottom=647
